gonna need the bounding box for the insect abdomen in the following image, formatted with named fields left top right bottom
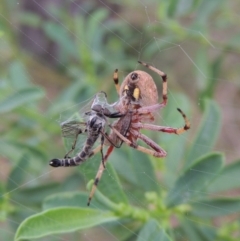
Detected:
left=49, top=134, right=99, bottom=167
left=49, top=153, right=86, bottom=167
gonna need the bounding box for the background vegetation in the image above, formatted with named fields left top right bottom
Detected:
left=0, top=0, right=240, bottom=240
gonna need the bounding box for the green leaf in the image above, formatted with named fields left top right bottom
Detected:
left=112, top=148, right=159, bottom=194
left=195, top=0, right=224, bottom=24
left=192, top=198, right=240, bottom=218
left=87, top=8, right=108, bottom=47
left=181, top=219, right=216, bottom=241
left=186, top=99, right=221, bottom=166
left=79, top=154, right=128, bottom=205
left=0, top=139, right=47, bottom=171
left=59, top=173, right=85, bottom=192
left=47, top=83, right=93, bottom=117
left=15, top=207, right=119, bottom=241
left=43, top=191, right=106, bottom=210
left=9, top=61, right=31, bottom=89
left=12, top=183, right=60, bottom=206
left=137, top=219, right=173, bottom=241
left=19, top=12, right=41, bottom=28
left=168, top=0, right=195, bottom=17
left=0, top=87, right=45, bottom=113
left=195, top=47, right=210, bottom=92
left=165, top=153, right=223, bottom=207
left=6, top=154, right=30, bottom=191
left=162, top=92, right=191, bottom=187
left=207, top=159, right=240, bottom=193
left=43, top=22, right=77, bottom=60
left=228, top=33, right=240, bottom=50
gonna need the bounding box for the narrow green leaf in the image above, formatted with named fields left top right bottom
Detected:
left=19, top=12, right=41, bottom=27
left=43, top=22, right=77, bottom=59
left=87, top=8, right=108, bottom=46
left=167, top=0, right=178, bottom=17
left=43, top=191, right=106, bottom=210
left=181, top=219, right=216, bottom=241
left=108, top=221, right=139, bottom=241
left=186, top=99, right=221, bottom=166
left=181, top=219, right=204, bottom=241
left=12, top=183, right=60, bottom=206
left=168, top=0, right=194, bottom=17
left=59, top=173, right=85, bottom=192
left=0, top=87, right=45, bottom=113
left=0, top=139, right=47, bottom=172
left=192, top=198, right=240, bottom=218
left=228, top=33, right=240, bottom=49
left=47, top=88, right=93, bottom=118
left=195, top=47, right=210, bottom=92
left=137, top=219, right=173, bottom=241
left=197, top=225, right=216, bottom=241
left=165, top=153, right=223, bottom=207
left=79, top=154, right=128, bottom=205
left=15, top=207, right=119, bottom=241
left=162, top=93, right=191, bottom=187
left=6, top=154, right=30, bottom=191
left=112, top=147, right=159, bottom=194
left=207, top=159, right=240, bottom=193
left=209, top=56, right=223, bottom=93
left=9, top=61, right=31, bottom=89
left=196, top=0, right=224, bottom=24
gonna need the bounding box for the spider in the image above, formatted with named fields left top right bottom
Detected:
left=87, top=61, right=190, bottom=205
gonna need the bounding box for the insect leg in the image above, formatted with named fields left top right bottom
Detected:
left=101, top=131, right=122, bottom=148
left=64, top=133, right=80, bottom=158
left=100, top=134, right=105, bottom=168
left=87, top=145, right=115, bottom=206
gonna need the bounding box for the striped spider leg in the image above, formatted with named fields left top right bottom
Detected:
left=88, top=61, right=190, bottom=205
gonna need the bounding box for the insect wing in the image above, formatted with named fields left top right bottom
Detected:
left=61, top=121, right=87, bottom=138
left=59, top=96, right=95, bottom=138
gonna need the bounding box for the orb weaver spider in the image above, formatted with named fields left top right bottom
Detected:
left=87, top=61, right=190, bottom=205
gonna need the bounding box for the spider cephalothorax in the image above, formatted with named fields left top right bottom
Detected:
left=119, top=69, right=159, bottom=108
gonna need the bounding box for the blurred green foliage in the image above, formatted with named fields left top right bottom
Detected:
left=0, top=0, right=240, bottom=241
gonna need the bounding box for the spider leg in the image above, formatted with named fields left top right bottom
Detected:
left=132, top=108, right=190, bottom=134
left=101, top=131, right=122, bottom=148
left=136, top=132, right=167, bottom=157
left=109, top=125, right=166, bottom=158
left=134, top=103, right=166, bottom=116
left=87, top=145, right=115, bottom=206
left=100, top=134, right=105, bottom=168
left=176, top=108, right=191, bottom=133
left=113, top=69, right=120, bottom=95
left=138, top=61, right=167, bottom=106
